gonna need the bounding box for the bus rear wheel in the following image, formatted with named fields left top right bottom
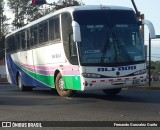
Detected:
left=17, top=75, right=32, bottom=91
left=103, top=88, right=122, bottom=96
left=55, top=73, right=74, bottom=97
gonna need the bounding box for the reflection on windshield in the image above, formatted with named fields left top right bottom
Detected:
left=79, top=24, right=145, bottom=66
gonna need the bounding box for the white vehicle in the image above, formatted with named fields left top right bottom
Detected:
left=5, top=5, right=155, bottom=97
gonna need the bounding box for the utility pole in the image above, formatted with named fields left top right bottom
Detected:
left=148, top=34, right=151, bottom=86
left=131, top=0, right=154, bottom=86
left=0, top=1, right=3, bottom=34
left=131, top=0, right=144, bottom=39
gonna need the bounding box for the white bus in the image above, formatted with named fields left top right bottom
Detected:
left=5, top=5, right=155, bottom=97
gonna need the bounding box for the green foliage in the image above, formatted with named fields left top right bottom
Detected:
left=7, top=0, right=84, bottom=27
left=0, top=0, right=7, bottom=60
left=7, top=0, right=30, bottom=28
left=26, top=3, right=44, bottom=22
left=151, top=61, right=160, bottom=74
left=54, top=0, right=84, bottom=10
left=0, top=0, right=8, bottom=34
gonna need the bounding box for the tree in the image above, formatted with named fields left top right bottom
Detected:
left=26, top=3, right=45, bottom=22
left=28, top=0, right=84, bottom=22
left=7, top=0, right=30, bottom=29
left=54, top=0, right=84, bottom=10
left=0, top=0, right=8, bottom=60
left=0, top=0, right=8, bottom=35
left=7, top=0, right=84, bottom=28
left=0, top=1, right=4, bottom=34
left=32, top=0, right=46, bottom=5
left=7, top=0, right=48, bottom=25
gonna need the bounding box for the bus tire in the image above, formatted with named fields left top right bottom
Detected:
left=103, top=88, right=122, bottom=96
left=55, top=73, right=74, bottom=97
left=17, top=75, right=32, bottom=91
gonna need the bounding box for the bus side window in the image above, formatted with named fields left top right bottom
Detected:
left=18, top=33, right=21, bottom=50
left=61, top=12, right=78, bottom=65
left=27, top=30, right=30, bottom=49
left=21, top=31, right=26, bottom=49
left=14, top=34, right=18, bottom=51
left=49, top=15, right=60, bottom=42
left=7, top=36, right=14, bottom=53
left=49, top=19, right=54, bottom=41
left=69, top=34, right=77, bottom=56
left=39, top=23, right=44, bottom=44
left=54, top=17, right=60, bottom=40
left=34, top=26, right=38, bottom=45
left=11, top=36, right=14, bottom=52
left=6, top=38, right=9, bottom=52
left=44, top=22, right=49, bottom=43
left=30, top=27, right=34, bottom=47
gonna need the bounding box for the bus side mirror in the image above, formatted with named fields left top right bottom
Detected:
left=137, top=21, right=142, bottom=26
left=72, top=21, right=81, bottom=42
left=141, top=20, right=156, bottom=39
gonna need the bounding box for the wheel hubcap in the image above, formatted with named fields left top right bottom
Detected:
left=59, top=78, right=65, bottom=90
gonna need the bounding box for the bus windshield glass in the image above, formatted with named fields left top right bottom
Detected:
left=73, top=10, right=145, bottom=66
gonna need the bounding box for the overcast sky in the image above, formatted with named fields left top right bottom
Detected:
left=4, top=0, right=160, bottom=60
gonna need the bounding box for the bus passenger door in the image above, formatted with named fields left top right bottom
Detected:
left=63, top=34, right=81, bottom=91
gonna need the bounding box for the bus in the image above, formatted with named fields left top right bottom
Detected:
left=5, top=5, right=155, bottom=97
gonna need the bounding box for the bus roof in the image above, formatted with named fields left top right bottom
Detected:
left=6, top=5, right=133, bottom=38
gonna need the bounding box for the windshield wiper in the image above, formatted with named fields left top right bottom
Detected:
left=112, top=32, right=134, bottom=62
left=100, top=33, right=122, bottom=63
left=100, top=38, right=109, bottom=63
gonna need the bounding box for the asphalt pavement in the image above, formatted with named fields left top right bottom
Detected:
left=0, top=83, right=160, bottom=130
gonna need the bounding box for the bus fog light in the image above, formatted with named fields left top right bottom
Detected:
left=134, top=69, right=147, bottom=75
left=83, top=81, right=88, bottom=86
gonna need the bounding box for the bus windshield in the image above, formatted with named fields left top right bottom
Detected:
left=73, top=10, right=145, bottom=66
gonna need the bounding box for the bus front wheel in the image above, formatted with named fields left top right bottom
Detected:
left=103, top=88, right=122, bottom=96
left=55, top=73, right=74, bottom=97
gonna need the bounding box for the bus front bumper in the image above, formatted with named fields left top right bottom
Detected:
left=81, top=75, right=147, bottom=91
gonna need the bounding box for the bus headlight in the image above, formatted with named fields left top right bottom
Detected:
left=134, top=69, right=147, bottom=75
left=82, top=73, right=101, bottom=78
